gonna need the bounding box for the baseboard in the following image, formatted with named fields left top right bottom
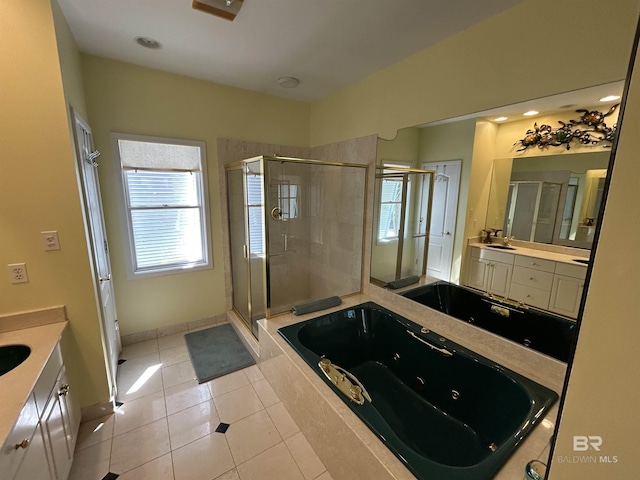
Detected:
left=81, top=400, right=116, bottom=422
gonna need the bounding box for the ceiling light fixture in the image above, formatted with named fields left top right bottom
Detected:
left=192, top=0, right=244, bottom=21
left=135, top=37, right=162, bottom=49
left=278, top=77, right=300, bottom=88
left=494, top=116, right=508, bottom=122
left=523, top=110, right=539, bottom=116
left=599, top=95, right=621, bottom=102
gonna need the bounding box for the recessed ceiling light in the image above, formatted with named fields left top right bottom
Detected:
left=135, top=37, right=162, bottom=49
left=493, top=116, right=508, bottom=122
left=523, top=110, right=539, bottom=116
left=599, top=95, right=621, bottom=102
left=278, top=77, right=300, bottom=88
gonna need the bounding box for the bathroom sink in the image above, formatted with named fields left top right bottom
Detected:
left=0, top=344, right=31, bottom=377
left=573, top=259, right=590, bottom=265
left=485, top=245, right=516, bottom=250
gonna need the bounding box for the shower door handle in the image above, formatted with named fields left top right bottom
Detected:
left=270, top=207, right=283, bottom=221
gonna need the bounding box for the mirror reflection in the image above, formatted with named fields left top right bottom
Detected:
left=373, top=81, right=623, bottom=289
left=371, top=167, right=435, bottom=287
left=488, top=153, right=609, bottom=249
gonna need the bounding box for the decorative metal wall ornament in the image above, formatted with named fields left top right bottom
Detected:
left=514, top=104, right=619, bottom=152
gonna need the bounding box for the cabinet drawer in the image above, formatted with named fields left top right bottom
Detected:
left=512, top=266, right=554, bottom=291
left=555, top=262, right=587, bottom=279
left=514, top=255, right=556, bottom=273
left=0, top=393, right=39, bottom=479
left=509, top=283, right=551, bottom=310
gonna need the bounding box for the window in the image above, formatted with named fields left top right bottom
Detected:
left=377, top=164, right=412, bottom=241
left=378, top=176, right=403, bottom=240
left=246, top=173, right=265, bottom=255
left=112, top=134, right=212, bottom=277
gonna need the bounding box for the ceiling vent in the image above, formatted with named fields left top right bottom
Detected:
left=192, top=0, right=244, bottom=21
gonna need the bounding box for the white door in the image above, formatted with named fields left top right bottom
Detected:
left=72, top=110, right=121, bottom=398
left=423, top=161, right=461, bottom=281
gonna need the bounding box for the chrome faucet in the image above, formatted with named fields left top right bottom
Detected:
left=502, top=235, right=514, bottom=246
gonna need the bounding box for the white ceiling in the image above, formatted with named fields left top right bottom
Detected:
left=57, top=0, right=527, bottom=102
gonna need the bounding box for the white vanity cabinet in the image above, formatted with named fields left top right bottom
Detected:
left=508, top=256, right=556, bottom=310
left=465, top=245, right=587, bottom=319
left=549, top=262, right=587, bottom=318
left=466, top=247, right=513, bottom=297
left=1, top=341, right=78, bottom=480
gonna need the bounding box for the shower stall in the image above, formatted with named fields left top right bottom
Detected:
left=226, top=156, right=368, bottom=338
left=370, top=166, right=435, bottom=285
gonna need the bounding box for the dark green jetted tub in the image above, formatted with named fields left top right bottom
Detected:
left=400, top=281, right=576, bottom=362
left=279, top=302, right=557, bottom=480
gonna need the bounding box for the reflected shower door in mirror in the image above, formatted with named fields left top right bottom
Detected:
left=488, top=152, right=610, bottom=249
left=371, top=167, right=435, bottom=286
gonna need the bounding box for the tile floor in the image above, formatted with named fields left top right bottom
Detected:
left=69, top=323, right=333, bottom=480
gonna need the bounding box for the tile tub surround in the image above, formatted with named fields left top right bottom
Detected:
left=258, top=292, right=563, bottom=480
left=0, top=312, right=68, bottom=446
left=69, top=324, right=332, bottom=480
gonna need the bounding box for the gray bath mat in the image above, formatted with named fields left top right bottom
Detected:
left=184, top=324, right=255, bottom=384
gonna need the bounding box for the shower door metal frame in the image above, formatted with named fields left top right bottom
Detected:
left=226, top=155, right=369, bottom=322
left=372, top=166, right=436, bottom=285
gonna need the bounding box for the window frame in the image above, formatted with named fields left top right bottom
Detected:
left=111, top=133, right=213, bottom=279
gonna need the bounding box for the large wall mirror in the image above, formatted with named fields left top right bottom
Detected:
left=372, top=80, right=624, bottom=286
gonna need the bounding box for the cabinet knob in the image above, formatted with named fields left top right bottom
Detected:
left=14, top=439, right=29, bottom=450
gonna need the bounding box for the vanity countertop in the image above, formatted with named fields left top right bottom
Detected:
left=469, top=241, right=589, bottom=267
left=0, top=318, right=67, bottom=447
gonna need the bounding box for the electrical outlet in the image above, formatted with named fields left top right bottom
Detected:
left=8, top=263, right=29, bottom=284
left=41, top=231, right=60, bottom=251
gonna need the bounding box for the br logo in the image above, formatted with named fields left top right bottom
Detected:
left=573, top=436, right=603, bottom=451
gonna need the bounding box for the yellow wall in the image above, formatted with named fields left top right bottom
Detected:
left=310, top=0, right=639, bottom=145
left=548, top=39, right=640, bottom=479
left=0, top=1, right=109, bottom=408
left=80, top=56, right=310, bottom=335
left=417, top=119, right=480, bottom=283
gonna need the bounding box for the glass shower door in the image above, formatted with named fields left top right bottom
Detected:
left=227, top=167, right=250, bottom=326
left=266, top=159, right=367, bottom=315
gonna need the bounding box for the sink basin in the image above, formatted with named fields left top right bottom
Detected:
left=0, top=344, right=31, bottom=377
left=573, top=259, right=590, bottom=265
left=485, top=245, right=516, bottom=250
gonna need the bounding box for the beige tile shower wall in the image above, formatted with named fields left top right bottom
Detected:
left=311, top=135, right=378, bottom=292
left=306, top=165, right=367, bottom=300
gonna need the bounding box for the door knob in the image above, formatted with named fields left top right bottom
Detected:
left=444, top=231, right=451, bottom=236
left=270, top=207, right=283, bottom=221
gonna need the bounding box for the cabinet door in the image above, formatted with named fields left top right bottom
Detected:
left=466, top=258, right=489, bottom=290
left=13, top=423, right=52, bottom=480
left=550, top=274, right=584, bottom=318
left=487, top=261, right=512, bottom=297
left=0, top=395, right=39, bottom=480
left=41, top=371, right=72, bottom=480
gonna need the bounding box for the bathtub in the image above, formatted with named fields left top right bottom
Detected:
left=400, top=281, right=576, bottom=362
left=278, top=302, right=557, bottom=480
